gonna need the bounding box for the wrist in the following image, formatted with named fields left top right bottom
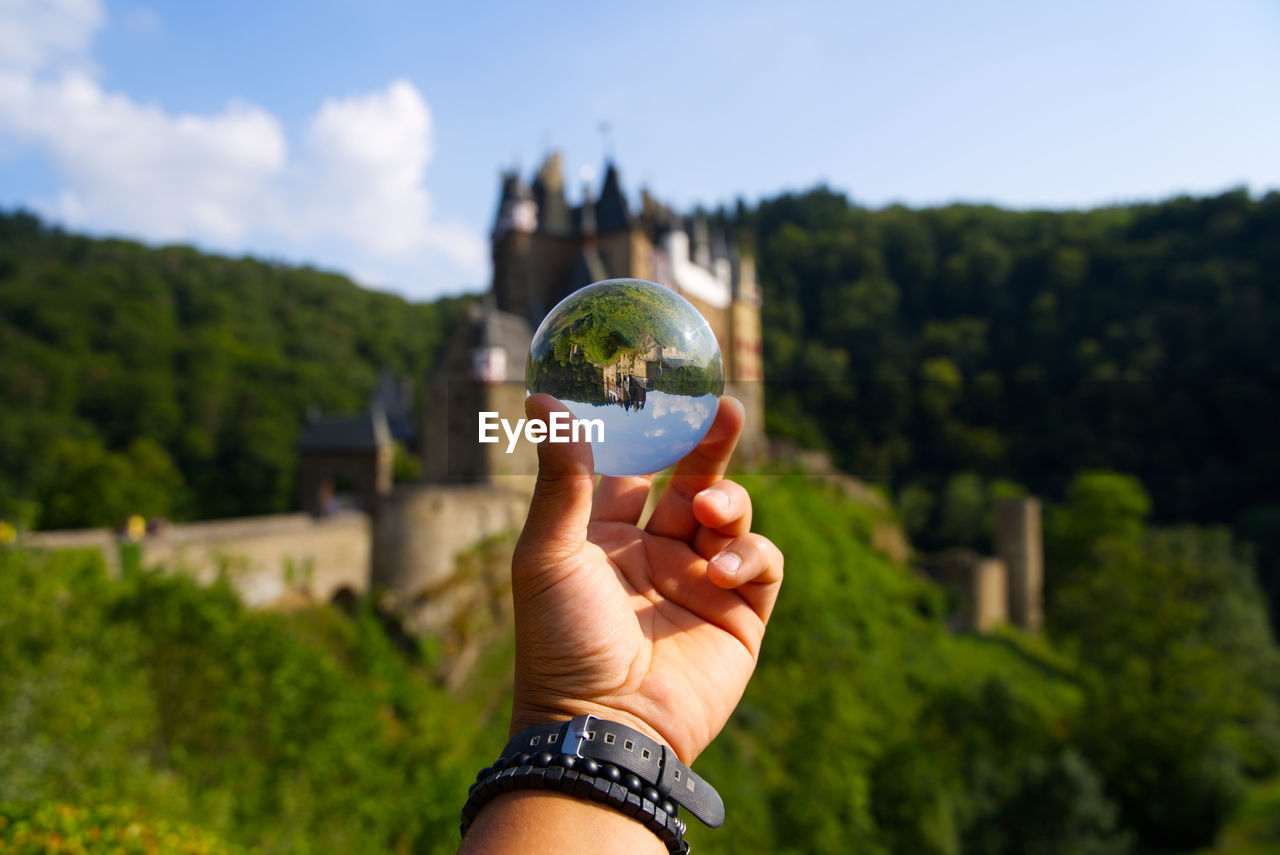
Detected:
left=459, top=791, right=666, bottom=855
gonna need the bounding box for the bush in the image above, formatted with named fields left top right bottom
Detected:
left=0, top=802, right=244, bottom=855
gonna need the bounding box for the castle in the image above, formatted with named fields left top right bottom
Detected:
left=279, top=153, right=769, bottom=625
left=420, top=152, right=765, bottom=484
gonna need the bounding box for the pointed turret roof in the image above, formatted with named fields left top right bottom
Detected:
left=595, top=162, right=633, bottom=233
left=532, top=152, right=573, bottom=235
left=492, top=170, right=535, bottom=238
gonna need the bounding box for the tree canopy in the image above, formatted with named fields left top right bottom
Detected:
left=0, top=211, right=467, bottom=528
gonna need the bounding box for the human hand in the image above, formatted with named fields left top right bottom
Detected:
left=509, top=393, right=784, bottom=765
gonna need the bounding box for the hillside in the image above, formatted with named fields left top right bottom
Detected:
left=4, top=473, right=1277, bottom=854
left=726, top=187, right=1280, bottom=616
left=0, top=210, right=467, bottom=528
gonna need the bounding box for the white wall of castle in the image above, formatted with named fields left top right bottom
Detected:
left=659, top=230, right=732, bottom=309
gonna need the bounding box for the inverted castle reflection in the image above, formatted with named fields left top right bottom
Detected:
left=527, top=279, right=724, bottom=476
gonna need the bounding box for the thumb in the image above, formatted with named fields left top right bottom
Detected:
left=516, top=393, right=596, bottom=565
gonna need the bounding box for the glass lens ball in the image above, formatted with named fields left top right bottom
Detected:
left=527, top=278, right=725, bottom=476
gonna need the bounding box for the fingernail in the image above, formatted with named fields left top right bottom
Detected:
left=702, top=488, right=730, bottom=513
left=712, top=551, right=741, bottom=579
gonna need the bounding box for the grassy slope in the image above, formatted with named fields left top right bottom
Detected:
left=688, top=474, right=1083, bottom=853
left=2, top=475, right=1092, bottom=854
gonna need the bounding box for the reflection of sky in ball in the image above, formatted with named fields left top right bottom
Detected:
left=561, top=392, right=719, bottom=476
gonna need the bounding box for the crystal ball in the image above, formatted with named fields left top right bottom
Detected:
left=527, top=278, right=725, bottom=476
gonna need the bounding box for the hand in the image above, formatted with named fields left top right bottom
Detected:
left=510, top=393, right=784, bottom=764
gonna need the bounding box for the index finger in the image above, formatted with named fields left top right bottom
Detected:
left=644, top=396, right=745, bottom=541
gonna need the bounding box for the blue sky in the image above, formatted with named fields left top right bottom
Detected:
left=1, top=0, right=1277, bottom=300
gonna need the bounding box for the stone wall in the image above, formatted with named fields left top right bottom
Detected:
left=920, top=549, right=1010, bottom=633
left=22, top=527, right=121, bottom=575
left=372, top=483, right=530, bottom=598
left=24, top=512, right=371, bottom=608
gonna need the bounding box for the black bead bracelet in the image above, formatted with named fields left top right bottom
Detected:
left=460, top=715, right=724, bottom=853
left=460, top=750, right=690, bottom=854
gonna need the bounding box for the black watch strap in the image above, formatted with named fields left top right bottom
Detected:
left=501, top=715, right=725, bottom=828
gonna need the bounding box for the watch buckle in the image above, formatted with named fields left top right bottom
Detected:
left=560, top=714, right=597, bottom=757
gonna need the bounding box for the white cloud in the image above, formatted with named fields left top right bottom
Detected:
left=283, top=80, right=485, bottom=275
left=0, top=70, right=287, bottom=242
left=0, top=0, right=102, bottom=74
left=650, top=394, right=715, bottom=431
left=0, top=0, right=485, bottom=299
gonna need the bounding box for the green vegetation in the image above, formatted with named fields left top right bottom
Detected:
left=5, top=469, right=1275, bottom=853
left=0, top=210, right=468, bottom=529
left=0, top=802, right=247, bottom=855
left=1194, top=776, right=1280, bottom=855
left=721, top=187, right=1280, bottom=618
left=1045, top=474, right=1280, bottom=850
left=0, top=546, right=510, bottom=854
left=3, top=187, right=1279, bottom=852
left=650, top=362, right=724, bottom=398
left=527, top=344, right=613, bottom=405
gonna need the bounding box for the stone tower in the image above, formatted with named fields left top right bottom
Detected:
left=995, top=497, right=1045, bottom=632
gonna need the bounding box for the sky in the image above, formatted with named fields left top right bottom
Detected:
left=1, top=0, right=1277, bottom=301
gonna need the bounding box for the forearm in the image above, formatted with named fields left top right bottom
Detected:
left=458, top=790, right=666, bottom=855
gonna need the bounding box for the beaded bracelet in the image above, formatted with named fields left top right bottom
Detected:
left=461, top=715, right=724, bottom=853
left=460, top=750, right=690, bottom=854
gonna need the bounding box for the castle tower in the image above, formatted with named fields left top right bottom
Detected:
left=596, top=162, right=654, bottom=284
left=995, top=497, right=1044, bottom=632
left=491, top=171, right=536, bottom=321
left=526, top=153, right=578, bottom=322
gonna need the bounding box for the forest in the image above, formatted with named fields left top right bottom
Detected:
left=719, top=187, right=1280, bottom=619
left=0, top=210, right=466, bottom=528
left=2, top=189, right=1279, bottom=852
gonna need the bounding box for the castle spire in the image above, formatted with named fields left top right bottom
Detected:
left=596, top=161, right=632, bottom=234
left=569, top=178, right=608, bottom=290
left=532, top=152, right=572, bottom=235
left=492, top=170, right=536, bottom=240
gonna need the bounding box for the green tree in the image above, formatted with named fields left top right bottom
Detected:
left=1047, top=472, right=1280, bottom=849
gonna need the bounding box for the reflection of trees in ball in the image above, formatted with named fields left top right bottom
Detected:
left=529, top=279, right=723, bottom=410
left=528, top=344, right=609, bottom=405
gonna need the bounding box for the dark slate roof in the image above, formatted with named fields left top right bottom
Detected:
left=370, top=368, right=416, bottom=442
left=595, top=163, right=632, bottom=233
left=641, top=190, right=680, bottom=235
left=491, top=170, right=534, bottom=236
left=299, top=410, right=392, bottom=452
left=711, top=230, right=731, bottom=262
